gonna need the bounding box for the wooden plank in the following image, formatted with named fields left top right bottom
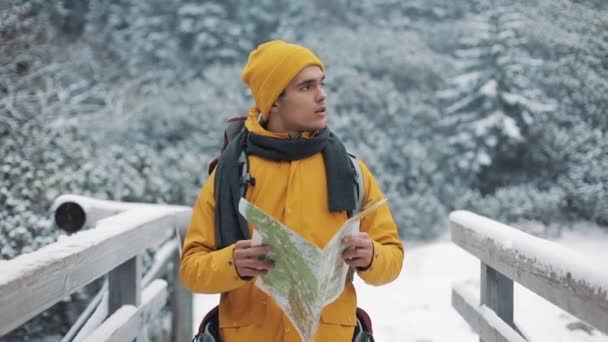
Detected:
left=64, top=281, right=108, bottom=342
left=72, top=291, right=109, bottom=342
left=87, top=279, right=168, bottom=341
left=450, top=211, right=608, bottom=335
left=74, top=240, right=178, bottom=342
left=481, top=264, right=514, bottom=328
left=109, top=256, right=142, bottom=313
left=452, top=286, right=527, bottom=342
left=0, top=208, right=175, bottom=337
left=171, top=249, right=193, bottom=342
left=142, top=240, right=177, bottom=286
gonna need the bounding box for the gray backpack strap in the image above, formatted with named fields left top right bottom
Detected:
left=348, top=154, right=365, bottom=215
left=238, top=150, right=256, bottom=198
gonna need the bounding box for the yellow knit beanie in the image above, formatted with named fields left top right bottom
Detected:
left=241, top=40, right=324, bottom=120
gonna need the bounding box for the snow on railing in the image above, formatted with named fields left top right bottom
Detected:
left=450, top=210, right=608, bottom=342
left=0, top=194, right=193, bottom=342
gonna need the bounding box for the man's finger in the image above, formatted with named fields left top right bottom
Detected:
left=239, top=267, right=269, bottom=277
left=345, top=258, right=370, bottom=268
left=237, top=259, right=274, bottom=271
left=343, top=247, right=369, bottom=260
left=342, top=232, right=371, bottom=246
left=343, top=237, right=371, bottom=249
left=234, top=240, right=253, bottom=249
left=234, top=245, right=272, bottom=259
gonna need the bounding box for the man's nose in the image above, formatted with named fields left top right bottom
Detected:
left=316, top=86, right=326, bottom=102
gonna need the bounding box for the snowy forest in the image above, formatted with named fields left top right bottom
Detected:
left=1, top=0, right=607, bottom=340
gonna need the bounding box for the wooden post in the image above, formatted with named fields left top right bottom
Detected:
left=171, top=247, right=193, bottom=342
left=109, top=256, right=142, bottom=341
left=109, top=256, right=142, bottom=310
left=480, top=263, right=514, bottom=342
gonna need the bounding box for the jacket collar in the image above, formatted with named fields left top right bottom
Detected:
left=244, top=107, right=316, bottom=139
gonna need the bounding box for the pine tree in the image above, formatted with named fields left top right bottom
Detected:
left=436, top=4, right=557, bottom=195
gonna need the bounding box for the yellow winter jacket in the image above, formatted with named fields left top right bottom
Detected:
left=180, top=115, right=404, bottom=341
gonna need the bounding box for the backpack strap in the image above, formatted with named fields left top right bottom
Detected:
left=238, top=150, right=255, bottom=199
left=193, top=305, right=220, bottom=342
left=225, top=117, right=246, bottom=142
left=208, top=116, right=248, bottom=175
left=346, top=154, right=365, bottom=283
left=353, top=307, right=375, bottom=342
left=226, top=117, right=254, bottom=200
left=348, top=154, right=365, bottom=216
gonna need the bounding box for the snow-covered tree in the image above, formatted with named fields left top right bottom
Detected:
left=84, top=0, right=133, bottom=69
left=524, top=0, right=608, bottom=131
left=436, top=5, right=557, bottom=196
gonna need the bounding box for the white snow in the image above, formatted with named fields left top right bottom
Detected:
left=480, top=304, right=527, bottom=342
left=51, top=194, right=190, bottom=214
left=85, top=305, right=137, bottom=341
left=502, top=115, right=522, bottom=140
left=193, top=228, right=608, bottom=341
left=72, top=291, right=108, bottom=342
left=502, top=92, right=557, bottom=113
left=473, top=112, right=501, bottom=136
left=471, top=111, right=522, bottom=142
left=480, top=79, right=497, bottom=97
left=444, top=94, right=476, bottom=115
left=455, top=285, right=527, bottom=342
left=452, top=71, right=482, bottom=88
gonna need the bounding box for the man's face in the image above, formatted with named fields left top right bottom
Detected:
left=269, top=65, right=327, bottom=135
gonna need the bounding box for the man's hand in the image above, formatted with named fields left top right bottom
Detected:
left=342, top=232, right=374, bottom=270
left=233, top=240, right=274, bottom=278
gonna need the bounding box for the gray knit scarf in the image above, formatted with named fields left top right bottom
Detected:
left=213, top=127, right=356, bottom=250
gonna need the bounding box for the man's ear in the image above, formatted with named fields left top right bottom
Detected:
left=270, top=101, right=279, bottom=113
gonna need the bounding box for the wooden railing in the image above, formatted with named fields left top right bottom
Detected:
left=450, top=210, right=608, bottom=342
left=0, top=194, right=193, bottom=341
left=6, top=198, right=607, bottom=341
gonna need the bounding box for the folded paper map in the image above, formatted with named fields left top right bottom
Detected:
left=238, top=198, right=387, bottom=341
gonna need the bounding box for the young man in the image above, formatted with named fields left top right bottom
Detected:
left=180, top=40, right=404, bottom=341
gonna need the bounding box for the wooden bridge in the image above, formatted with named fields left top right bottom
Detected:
left=0, top=195, right=607, bottom=341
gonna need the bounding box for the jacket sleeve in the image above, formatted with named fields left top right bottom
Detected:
left=179, top=171, right=249, bottom=293
left=355, top=160, right=405, bottom=286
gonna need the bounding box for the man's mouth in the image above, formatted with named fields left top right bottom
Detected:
left=315, top=107, right=326, bottom=114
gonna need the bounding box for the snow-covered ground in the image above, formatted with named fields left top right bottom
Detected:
left=193, top=229, right=608, bottom=341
